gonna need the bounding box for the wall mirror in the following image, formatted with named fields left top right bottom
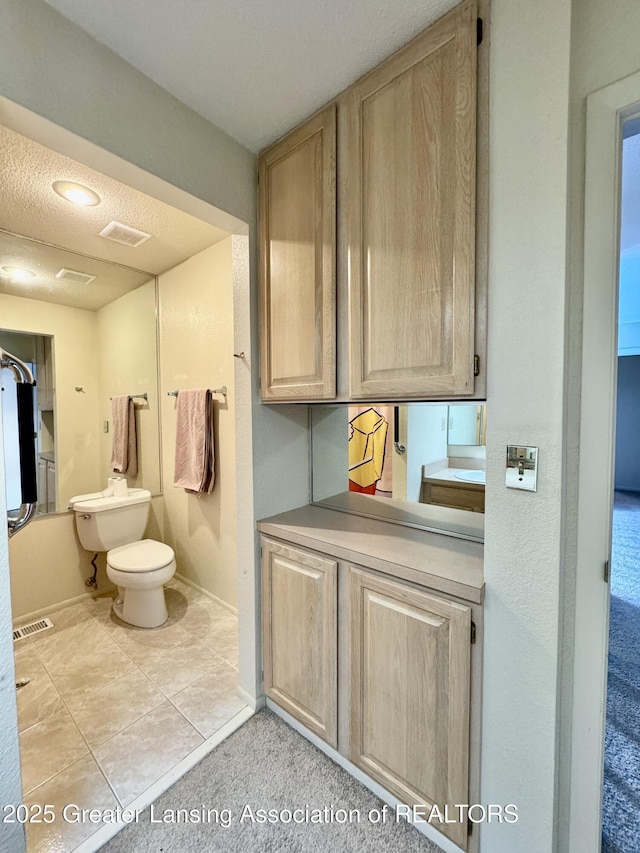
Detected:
left=311, top=403, right=487, bottom=541
left=0, top=229, right=161, bottom=516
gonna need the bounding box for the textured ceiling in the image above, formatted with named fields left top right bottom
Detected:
left=43, top=0, right=458, bottom=152
left=0, top=125, right=229, bottom=276
left=0, top=231, right=150, bottom=312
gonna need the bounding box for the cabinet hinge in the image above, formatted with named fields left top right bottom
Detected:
left=477, top=17, right=483, bottom=46
left=473, top=355, right=480, bottom=377
left=604, top=560, right=610, bottom=583
left=471, top=621, right=476, bottom=644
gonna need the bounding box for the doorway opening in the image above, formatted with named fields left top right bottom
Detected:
left=0, top=104, right=255, bottom=852
left=603, top=117, right=640, bottom=853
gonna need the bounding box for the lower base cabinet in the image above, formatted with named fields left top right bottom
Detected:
left=261, top=538, right=338, bottom=747
left=350, top=566, right=471, bottom=849
left=261, top=534, right=478, bottom=851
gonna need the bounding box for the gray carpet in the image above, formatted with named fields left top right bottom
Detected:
left=100, top=709, right=443, bottom=852
left=603, top=491, right=640, bottom=853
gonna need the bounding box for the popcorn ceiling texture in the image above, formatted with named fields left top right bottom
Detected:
left=0, top=125, right=229, bottom=276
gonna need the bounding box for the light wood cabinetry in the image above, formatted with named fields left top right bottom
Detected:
left=421, top=478, right=485, bottom=513
left=35, top=336, right=54, bottom=411
left=350, top=567, right=471, bottom=849
left=258, top=0, right=483, bottom=403
left=261, top=538, right=338, bottom=746
left=259, top=509, right=482, bottom=851
left=258, top=105, right=336, bottom=401
left=37, top=455, right=56, bottom=514
left=347, top=0, right=477, bottom=398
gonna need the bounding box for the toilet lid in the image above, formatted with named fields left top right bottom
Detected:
left=107, top=539, right=175, bottom=572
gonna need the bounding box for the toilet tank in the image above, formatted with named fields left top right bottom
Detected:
left=71, top=489, right=151, bottom=552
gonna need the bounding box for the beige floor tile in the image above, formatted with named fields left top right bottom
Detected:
left=44, top=637, right=137, bottom=702
left=166, top=577, right=200, bottom=603
left=24, top=754, right=119, bottom=853
left=13, top=646, right=65, bottom=733
left=82, top=591, right=117, bottom=620
left=19, top=711, right=89, bottom=794
left=32, top=617, right=111, bottom=668
left=94, top=701, right=203, bottom=805
left=24, top=603, right=95, bottom=645
left=106, top=617, right=192, bottom=662
left=170, top=661, right=246, bottom=738
left=137, top=638, right=223, bottom=696
left=196, top=618, right=239, bottom=668
left=65, top=669, right=165, bottom=748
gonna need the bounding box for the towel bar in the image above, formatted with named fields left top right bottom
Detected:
left=167, top=387, right=227, bottom=398
left=109, top=393, right=148, bottom=401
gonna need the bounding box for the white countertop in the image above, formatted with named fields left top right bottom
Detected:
left=423, top=467, right=485, bottom=485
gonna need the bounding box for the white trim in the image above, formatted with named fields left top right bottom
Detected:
left=174, top=572, right=238, bottom=616
left=266, top=700, right=468, bottom=853
left=570, top=69, right=640, bottom=852
left=72, top=705, right=254, bottom=853
left=12, top=586, right=116, bottom=630
left=237, top=685, right=265, bottom=711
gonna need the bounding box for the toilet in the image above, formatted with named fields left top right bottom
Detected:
left=70, top=487, right=176, bottom=628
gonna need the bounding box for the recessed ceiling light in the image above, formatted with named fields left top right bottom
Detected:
left=52, top=180, right=101, bottom=207
left=1, top=266, right=36, bottom=283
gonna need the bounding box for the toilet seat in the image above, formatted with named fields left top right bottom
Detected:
left=107, top=539, right=174, bottom=572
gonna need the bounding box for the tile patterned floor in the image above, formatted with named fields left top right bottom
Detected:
left=13, top=579, right=245, bottom=853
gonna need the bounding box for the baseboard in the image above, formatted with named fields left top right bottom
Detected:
left=266, top=700, right=470, bottom=853
left=12, top=584, right=116, bottom=630
left=174, top=572, right=238, bottom=616
left=237, top=685, right=266, bottom=711
left=73, top=704, right=254, bottom=853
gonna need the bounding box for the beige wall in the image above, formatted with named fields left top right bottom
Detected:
left=156, top=238, right=237, bottom=609
left=9, top=512, right=108, bottom=619
left=0, top=291, right=100, bottom=506
left=96, top=279, right=161, bottom=494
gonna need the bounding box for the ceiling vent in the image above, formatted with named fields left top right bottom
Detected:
left=55, top=268, right=96, bottom=285
left=98, top=221, right=151, bottom=248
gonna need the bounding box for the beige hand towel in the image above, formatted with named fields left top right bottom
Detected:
left=173, top=389, right=215, bottom=494
left=110, top=396, right=138, bottom=476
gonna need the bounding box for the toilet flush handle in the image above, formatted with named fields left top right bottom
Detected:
left=82, top=514, right=92, bottom=520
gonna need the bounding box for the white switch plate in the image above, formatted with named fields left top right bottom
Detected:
left=506, top=445, right=538, bottom=491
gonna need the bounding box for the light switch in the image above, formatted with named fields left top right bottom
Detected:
left=506, top=445, right=538, bottom=491
left=103, top=420, right=109, bottom=434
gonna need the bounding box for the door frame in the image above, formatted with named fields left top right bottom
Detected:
left=569, top=70, right=640, bottom=851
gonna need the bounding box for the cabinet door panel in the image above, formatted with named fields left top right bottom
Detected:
left=262, top=539, right=337, bottom=746
left=259, top=106, right=336, bottom=400
left=348, top=0, right=477, bottom=398
left=351, top=567, right=471, bottom=849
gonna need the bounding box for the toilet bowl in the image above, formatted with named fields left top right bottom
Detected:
left=107, top=539, right=176, bottom=628
left=70, top=486, right=176, bottom=630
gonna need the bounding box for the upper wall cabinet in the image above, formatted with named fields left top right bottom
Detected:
left=347, top=0, right=477, bottom=398
left=258, top=105, right=337, bottom=401
left=258, top=0, right=482, bottom=403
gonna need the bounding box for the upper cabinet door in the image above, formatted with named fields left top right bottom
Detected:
left=259, top=105, right=336, bottom=401
left=347, top=0, right=477, bottom=399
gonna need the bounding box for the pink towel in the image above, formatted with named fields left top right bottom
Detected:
left=173, top=389, right=215, bottom=494
left=110, top=396, right=138, bottom=476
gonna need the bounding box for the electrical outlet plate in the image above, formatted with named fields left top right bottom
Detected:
left=506, top=446, right=538, bottom=491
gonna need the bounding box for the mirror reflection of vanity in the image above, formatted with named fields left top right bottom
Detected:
left=0, top=230, right=161, bottom=516
left=311, top=402, right=486, bottom=540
